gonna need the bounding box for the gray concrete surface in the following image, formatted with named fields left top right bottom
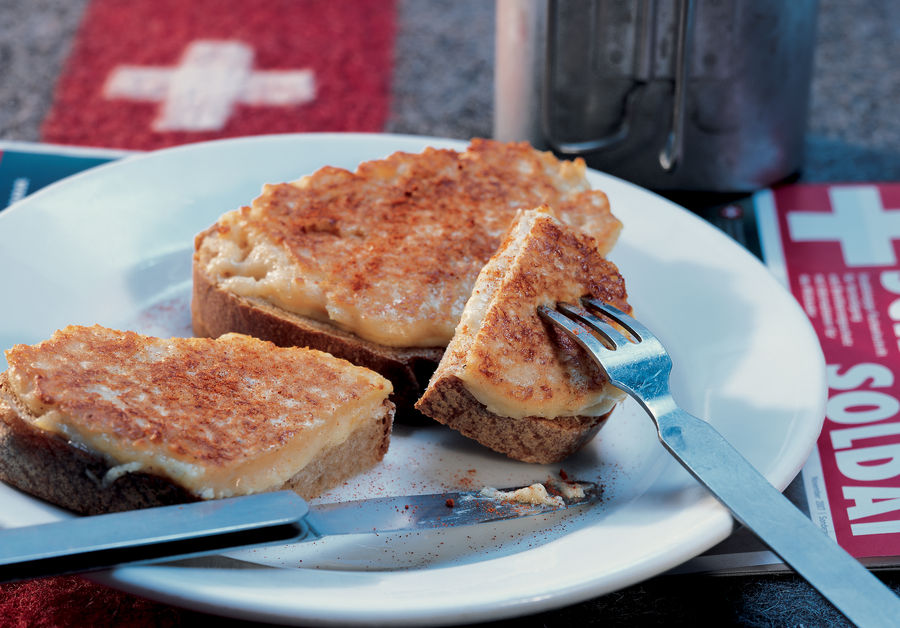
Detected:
left=0, top=0, right=89, bottom=140
left=386, top=0, right=495, bottom=139
left=804, top=0, right=900, bottom=182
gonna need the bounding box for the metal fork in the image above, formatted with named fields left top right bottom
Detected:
left=539, top=298, right=900, bottom=628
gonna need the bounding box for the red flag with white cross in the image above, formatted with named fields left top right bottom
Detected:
left=41, top=0, right=395, bottom=150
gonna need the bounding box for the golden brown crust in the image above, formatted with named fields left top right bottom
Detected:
left=0, top=376, right=393, bottom=515
left=459, top=209, right=630, bottom=415
left=192, top=239, right=442, bottom=421
left=237, top=139, right=621, bottom=347
left=6, top=324, right=391, bottom=471
left=415, top=374, right=609, bottom=464
left=414, top=208, right=627, bottom=461
left=191, top=139, right=622, bottom=419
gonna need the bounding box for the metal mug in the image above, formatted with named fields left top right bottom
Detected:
left=494, top=0, right=819, bottom=192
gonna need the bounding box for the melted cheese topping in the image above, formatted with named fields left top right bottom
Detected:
left=548, top=479, right=586, bottom=500
left=5, top=325, right=392, bottom=498
left=444, top=207, right=629, bottom=419
left=480, top=484, right=564, bottom=507
left=197, top=139, right=622, bottom=347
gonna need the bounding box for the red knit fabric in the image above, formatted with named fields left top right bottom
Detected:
left=0, top=576, right=187, bottom=627
left=41, top=0, right=396, bottom=150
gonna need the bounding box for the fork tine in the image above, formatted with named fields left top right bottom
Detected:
left=581, top=298, right=650, bottom=342
left=536, top=305, right=613, bottom=359
left=556, top=303, right=632, bottom=350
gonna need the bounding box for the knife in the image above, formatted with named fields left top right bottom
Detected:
left=0, top=481, right=599, bottom=583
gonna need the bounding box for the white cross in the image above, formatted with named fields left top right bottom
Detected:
left=787, top=185, right=900, bottom=267
left=103, top=40, right=316, bottom=132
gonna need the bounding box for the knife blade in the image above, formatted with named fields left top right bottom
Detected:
left=0, top=480, right=599, bottom=583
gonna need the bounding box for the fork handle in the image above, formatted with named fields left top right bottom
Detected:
left=656, top=406, right=900, bottom=627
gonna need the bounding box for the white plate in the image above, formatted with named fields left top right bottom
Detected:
left=0, top=133, right=826, bottom=625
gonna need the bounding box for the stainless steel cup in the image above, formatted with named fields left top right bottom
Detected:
left=494, top=0, right=818, bottom=192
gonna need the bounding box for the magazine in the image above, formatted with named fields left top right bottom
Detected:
left=678, top=183, right=900, bottom=574
left=0, top=141, right=130, bottom=205
left=2, top=140, right=897, bottom=573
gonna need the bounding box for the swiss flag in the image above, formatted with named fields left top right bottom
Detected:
left=41, top=0, right=395, bottom=150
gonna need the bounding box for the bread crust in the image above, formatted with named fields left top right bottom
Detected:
left=281, top=400, right=392, bottom=498
left=192, top=236, right=442, bottom=421
left=415, top=374, right=610, bottom=464
left=0, top=378, right=197, bottom=514
left=0, top=376, right=393, bottom=515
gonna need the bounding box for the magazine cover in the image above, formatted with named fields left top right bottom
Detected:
left=681, top=183, right=900, bottom=574
left=756, top=182, right=900, bottom=567
left=0, top=142, right=132, bottom=211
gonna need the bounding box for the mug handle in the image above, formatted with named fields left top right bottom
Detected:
left=543, top=0, right=694, bottom=173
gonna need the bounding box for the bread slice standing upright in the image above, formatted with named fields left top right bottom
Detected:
left=191, top=139, right=622, bottom=419
left=415, top=206, right=631, bottom=463
left=0, top=325, right=394, bottom=514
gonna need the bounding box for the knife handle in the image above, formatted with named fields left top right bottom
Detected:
left=0, top=491, right=311, bottom=583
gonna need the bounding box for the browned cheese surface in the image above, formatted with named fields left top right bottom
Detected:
left=5, top=325, right=390, bottom=470
left=220, top=139, right=621, bottom=347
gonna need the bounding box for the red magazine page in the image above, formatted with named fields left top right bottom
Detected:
left=756, top=182, right=900, bottom=564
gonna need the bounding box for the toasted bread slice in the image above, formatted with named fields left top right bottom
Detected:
left=415, top=207, right=630, bottom=463
left=0, top=325, right=394, bottom=514
left=192, top=139, right=621, bottom=419
left=192, top=246, right=442, bottom=420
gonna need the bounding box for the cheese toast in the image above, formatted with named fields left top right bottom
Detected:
left=0, top=325, right=394, bottom=514
left=415, top=207, right=630, bottom=463
left=192, top=139, right=622, bottom=418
